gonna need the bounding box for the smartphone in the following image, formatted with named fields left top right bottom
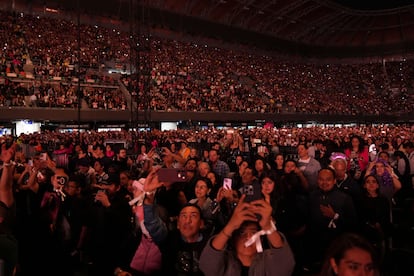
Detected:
left=28, top=159, right=33, bottom=166
left=223, top=178, right=232, bottom=190
left=157, top=168, right=187, bottom=182
left=243, top=184, right=262, bottom=203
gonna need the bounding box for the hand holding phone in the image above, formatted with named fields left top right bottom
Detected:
left=242, top=184, right=262, bottom=203
left=223, top=178, right=232, bottom=190
left=157, top=168, right=187, bottom=182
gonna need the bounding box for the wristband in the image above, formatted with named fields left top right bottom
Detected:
left=3, top=161, right=16, bottom=167
left=328, top=213, right=339, bottom=228
left=244, top=220, right=277, bottom=253
left=263, top=220, right=277, bottom=235
left=221, top=229, right=232, bottom=239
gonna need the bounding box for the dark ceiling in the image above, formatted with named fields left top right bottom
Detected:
left=9, top=0, right=414, bottom=57
left=140, top=0, right=414, bottom=57
left=334, top=0, right=414, bottom=11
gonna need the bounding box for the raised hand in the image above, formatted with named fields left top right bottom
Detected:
left=227, top=194, right=257, bottom=232
left=144, top=166, right=164, bottom=193
left=249, top=198, right=273, bottom=230
left=1, top=142, right=16, bottom=163
left=320, top=204, right=336, bottom=219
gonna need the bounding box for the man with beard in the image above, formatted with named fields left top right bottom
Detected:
left=111, top=147, right=133, bottom=172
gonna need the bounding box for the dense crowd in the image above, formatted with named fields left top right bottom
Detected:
left=2, top=5, right=414, bottom=276
left=0, top=10, right=414, bottom=115
left=1, top=125, right=414, bottom=275
left=0, top=80, right=127, bottom=110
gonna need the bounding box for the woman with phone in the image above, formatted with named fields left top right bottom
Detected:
left=199, top=194, right=295, bottom=276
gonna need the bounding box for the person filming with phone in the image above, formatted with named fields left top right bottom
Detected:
left=199, top=193, right=295, bottom=276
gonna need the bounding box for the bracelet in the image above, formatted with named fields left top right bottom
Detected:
left=244, top=220, right=277, bottom=253
left=328, top=213, right=339, bottom=228
left=221, top=229, right=232, bottom=239
left=3, top=161, right=16, bottom=167
left=263, top=220, right=277, bottom=235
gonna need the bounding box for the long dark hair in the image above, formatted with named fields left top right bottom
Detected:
left=259, top=171, right=283, bottom=214
left=349, top=135, right=365, bottom=153
left=253, top=155, right=269, bottom=177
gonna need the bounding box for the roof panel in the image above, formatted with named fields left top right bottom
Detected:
left=14, top=0, right=414, bottom=55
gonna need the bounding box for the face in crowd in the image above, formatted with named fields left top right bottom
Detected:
left=194, top=179, right=211, bottom=199
left=209, top=150, right=219, bottom=163
left=275, top=154, right=284, bottom=169
left=284, top=160, right=297, bottom=174
left=297, top=144, right=309, bottom=159
left=330, top=247, right=376, bottom=276
left=332, top=159, right=347, bottom=181
left=261, top=176, right=275, bottom=196
left=241, top=167, right=254, bottom=185
left=234, top=222, right=260, bottom=257
left=206, top=172, right=216, bottom=185
left=318, top=168, right=336, bottom=192
left=177, top=205, right=204, bottom=242
left=254, top=159, right=265, bottom=174
left=198, top=162, right=210, bottom=177
left=363, top=175, right=379, bottom=196
left=185, top=159, right=197, bottom=171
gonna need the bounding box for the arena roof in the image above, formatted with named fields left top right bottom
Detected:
left=13, top=0, right=414, bottom=57
left=139, top=0, right=414, bottom=56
